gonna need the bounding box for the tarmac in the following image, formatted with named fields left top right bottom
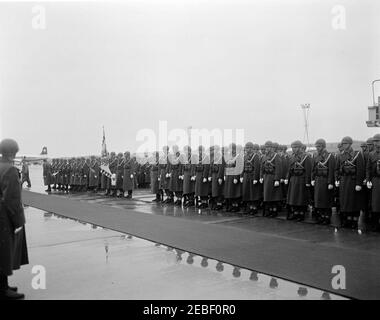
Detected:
left=14, top=166, right=380, bottom=299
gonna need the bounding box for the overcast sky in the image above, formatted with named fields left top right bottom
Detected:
left=0, top=0, right=379, bottom=157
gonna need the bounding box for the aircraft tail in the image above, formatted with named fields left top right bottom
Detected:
left=40, top=146, right=48, bottom=155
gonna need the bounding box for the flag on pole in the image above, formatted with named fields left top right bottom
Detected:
left=100, top=126, right=111, bottom=177
left=100, top=157, right=112, bottom=178
left=101, top=126, right=108, bottom=157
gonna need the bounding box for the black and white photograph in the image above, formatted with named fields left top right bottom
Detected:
left=0, top=0, right=380, bottom=304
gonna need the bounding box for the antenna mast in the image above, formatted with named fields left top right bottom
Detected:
left=301, top=103, right=311, bottom=146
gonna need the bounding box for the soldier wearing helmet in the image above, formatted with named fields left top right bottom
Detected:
left=366, top=133, right=380, bottom=231
left=311, top=138, right=335, bottom=224
left=286, top=140, right=312, bottom=221
left=260, top=141, right=283, bottom=216
left=209, top=145, right=224, bottom=210
left=335, top=136, right=365, bottom=229
left=0, top=138, right=29, bottom=300
left=194, top=145, right=210, bottom=209
left=240, top=142, right=261, bottom=214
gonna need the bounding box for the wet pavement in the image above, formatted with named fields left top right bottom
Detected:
left=13, top=207, right=345, bottom=299
left=15, top=165, right=379, bottom=299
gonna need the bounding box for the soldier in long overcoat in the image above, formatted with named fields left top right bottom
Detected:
left=168, top=145, right=183, bottom=206
left=241, top=142, right=261, bottom=214
left=150, top=152, right=161, bottom=201
left=123, top=151, right=135, bottom=198
left=286, top=140, right=312, bottom=221
left=115, top=153, right=125, bottom=197
left=194, top=145, right=210, bottom=208
left=311, top=139, right=335, bottom=224
left=224, top=143, right=243, bottom=212
left=335, top=136, right=365, bottom=229
left=159, top=146, right=172, bottom=203
left=366, top=134, right=380, bottom=231
left=209, top=145, right=224, bottom=210
left=0, top=139, right=29, bottom=300
left=260, top=141, right=282, bottom=216
left=42, top=158, right=52, bottom=192
left=182, top=146, right=196, bottom=207
left=106, top=152, right=117, bottom=196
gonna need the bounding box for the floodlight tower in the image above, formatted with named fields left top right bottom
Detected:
left=301, top=103, right=311, bottom=146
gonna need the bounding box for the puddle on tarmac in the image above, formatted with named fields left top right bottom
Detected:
left=18, top=205, right=347, bottom=300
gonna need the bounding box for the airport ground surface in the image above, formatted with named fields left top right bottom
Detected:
left=15, top=166, right=380, bottom=299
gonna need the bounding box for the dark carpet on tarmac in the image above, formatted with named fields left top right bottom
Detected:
left=22, top=190, right=380, bottom=300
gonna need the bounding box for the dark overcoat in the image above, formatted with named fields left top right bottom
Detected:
left=0, top=158, right=29, bottom=276
left=286, top=153, right=312, bottom=206
left=209, top=153, right=224, bottom=198
left=194, top=154, right=210, bottom=197
left=123, top=158, right=135, bottom=191
left=336, top=149, right=365, bottom=212
left=241, top=153, right=261, bottom=201
left=311, top=150, right=335, bottom=209
left=260, top=152, right=282, bottom=202
left=367, top=150, right=380, bottom=212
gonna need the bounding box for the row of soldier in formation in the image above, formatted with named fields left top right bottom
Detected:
left=43, top=134, right=380, bottom=231
left=42, top=151, right=151, bottom=196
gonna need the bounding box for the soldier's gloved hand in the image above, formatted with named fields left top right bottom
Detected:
left=203, top=178, right=207, bottom=183
left=363, top=179, right=367, bottom=186
left=274, top=181, right=280, bottom=187
left=367, top=181, right=372, bottom=189
left=218, top=178, right=223, bottom=185
left=328, top=184, right=334, bottom=190
left=191, top=176, right=196, bottom=181
left=259, top=178, right=264, bottom=184
left=311, top=180, right=315, bottom=186
left=280, top=179, right=284, bottom=183
left=306, top=184, right=311, bottom=187
left=14, top=226, right=23, bottom=234
left=284, top=179, right=288, bottom=185
left=253, top=180, right=258, bottom=185
left=165, top=173, right=169, bottom=178
left=208, top=177, right=212, bottom=182
left=130, top=174, right=134, bottom=179
left=240, top=177, right=243, bottom=183
left=233, top=178, right=238, bottom=184
left=335, top=181, right=340, bottom=187
left=355, top=185, right=362, bottom=192
left=158, top=177, right=161, bottom=181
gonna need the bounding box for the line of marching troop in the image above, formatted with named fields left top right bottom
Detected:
left=42, top=133, right=380, bottom=231
left=42, top=151, right=151, bottom=197
left=148, top=134, right=380, bottom=231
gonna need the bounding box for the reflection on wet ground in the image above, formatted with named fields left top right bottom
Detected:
left=13, top=207, right=345, bottom=299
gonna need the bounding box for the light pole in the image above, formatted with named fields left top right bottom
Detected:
left=187, top=126, right=192, bottom=149
left=301, top=103, right=311, bottom=146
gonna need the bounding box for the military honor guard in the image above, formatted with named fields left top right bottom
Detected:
left=20, top=157, right=31, bottom=188
left=194, top=145, right=210, bottom=209
left=42, top=158, right=52, bottom=192
left=260, top=141, right=282, bottom=216
left=286, top=140, right=312, bottom=221
left=311, top=139, right=335, bottom=224
left=335, top=136, right=365, bottom=229
left=241, top=142, right=261, bottom=214
left=168, top=145, right=183, bottom=206
left=150, top=151, right=161, bottom=202
left=209, top=145, right=224, bottom=210
left=123, top=151, right=135, bottom=198
left=366, top=134, right=380, bottom=231
left=182, top=146, right=196, bottom=207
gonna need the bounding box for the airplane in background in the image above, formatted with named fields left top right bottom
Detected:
left=14, top=146, right=49, bottom=164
